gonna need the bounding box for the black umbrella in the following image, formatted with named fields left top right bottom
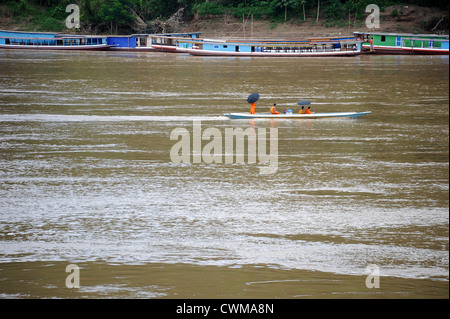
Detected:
left=297, top=99, right=311, bottom=106
left=247, top=93, right=260, bottom=104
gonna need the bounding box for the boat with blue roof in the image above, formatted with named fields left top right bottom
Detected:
left=0, top=30, right=112, bottom=50
left=176, top=36, right=363, bottom=57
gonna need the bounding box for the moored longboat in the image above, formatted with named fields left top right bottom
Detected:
left=354, top=31, right=449, bottom=55
left=107, top=32, right=202, bottom=52
left=0, top=30, right=112, bottom=51
left=149, top=32, right=203, bottom=52
left=0, top=30, right=203, bottom=52
left=176, top=36, right=363, bottom=57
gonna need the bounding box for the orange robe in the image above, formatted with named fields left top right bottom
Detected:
left=270, top=106, right=280, bottom=114
left=250, top=103, right=256, bottom=114
left=305, top=109, right=312, bottom=114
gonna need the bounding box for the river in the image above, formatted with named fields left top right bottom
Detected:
left=0, top=50, right=448, bottom=298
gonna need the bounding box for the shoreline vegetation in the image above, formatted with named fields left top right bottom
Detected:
left=0, top=0, right=448, bottom=39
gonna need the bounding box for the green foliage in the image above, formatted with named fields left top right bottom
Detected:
left=268, top=21, right=278, bottom=29
left=38, top=17, right=65, bottom=31
left=100, top=0, right=134, bottom=24
left=146, top=0, right=179, bottom=19
left=2, top=0, right=448, bottom=33
left=324, top=0, right=345, bottom=21
left=6, top=0, right=33, bottom=17
left=193, top=1, right=225, bottom=16
left=230, top=1, right=276, bottom=19
left=391, top=8, right=398, bottom=17
left=192, top=1, right=277, bottom=19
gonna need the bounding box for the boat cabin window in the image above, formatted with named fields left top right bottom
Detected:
left=223, top=45, right=227, bottom=48
left=381, top=35, right=386, bottom=42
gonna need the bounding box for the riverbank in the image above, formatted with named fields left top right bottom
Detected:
left=0, top=4, right=448, bottom=38
left=177, top=5, right=448, bottom=39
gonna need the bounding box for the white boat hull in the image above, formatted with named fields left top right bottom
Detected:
left=224, top=111, right=372, bottom=119
left=183, top=48, right=360, bottom=57
left=0, top=44, right=113, bottom=51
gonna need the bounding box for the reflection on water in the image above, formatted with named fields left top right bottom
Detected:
left=0, top=51, right=448, bottom=298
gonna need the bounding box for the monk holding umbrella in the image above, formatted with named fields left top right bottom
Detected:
left=247, top=93, right=259, bottom=114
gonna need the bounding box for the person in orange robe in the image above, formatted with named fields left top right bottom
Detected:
left=250, top=102, right=256, bottom=114
left=299, top=106, right=305, bottom=114
left=304, top=107, right=313, bottom=114
left=270, top=104, right=280, bottom=114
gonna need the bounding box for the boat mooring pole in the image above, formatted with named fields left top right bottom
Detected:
left=243, top=14, right=246, bottom=39
left=251, top=14, right=254, bottom=38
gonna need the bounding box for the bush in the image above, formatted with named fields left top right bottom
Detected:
left=232, top=2, right=274, bottom=19
left=31, top=4, right=68, bottom=32
left=269, top=22, right=277, bottom=29
left=38, top=17, right=65, bottom=32
left=324, top=0, right=345, bottom=21
left=192, top=1, right=275, bottom=20
left=6, top=0, right=30, bottom=17
left=193, top=2, right=225, bottom=17
left=391, top=9, right=398, bottom=18
left=47, top=6, right=67, bottom=21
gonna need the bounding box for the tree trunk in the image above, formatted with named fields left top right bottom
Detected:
left=129, top=7, right=148, bottom=32
left=285, top=5, right=287, bottom=21
left=316, top=0, right=320, bottom=23
left=303, top=4, right=306, bottom=21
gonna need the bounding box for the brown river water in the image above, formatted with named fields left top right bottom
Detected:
left=0, top=50, right=448, bottom=299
